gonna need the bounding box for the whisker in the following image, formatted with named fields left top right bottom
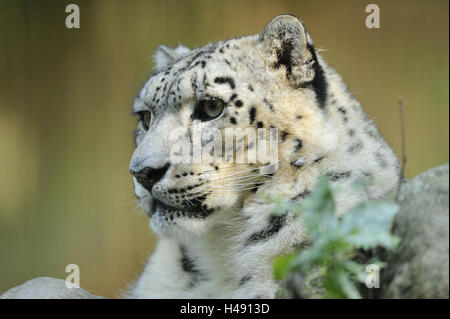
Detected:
left=187, top=177, right=274, bottom=195
left=208, top=171, right=275, bottom=185
left=205, top=164, right=278, bottom=183
left=199, top=161, right=278, bottom=177
left=198, top=163, right=249, bottom=176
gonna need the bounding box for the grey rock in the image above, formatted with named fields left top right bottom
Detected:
left=0, top=277, right=105, bottom=299
left=377, top=163, right=449, bottom=298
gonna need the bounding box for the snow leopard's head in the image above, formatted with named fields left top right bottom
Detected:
left=130, top=15, right=335, bottom=238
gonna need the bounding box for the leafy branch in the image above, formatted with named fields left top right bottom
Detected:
left=270, top=175, right=400, bottom=299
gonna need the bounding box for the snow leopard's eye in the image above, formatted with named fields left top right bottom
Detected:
left=194, top=99, right=225, bottom=121
left=137, top=110, right=153, bottom=131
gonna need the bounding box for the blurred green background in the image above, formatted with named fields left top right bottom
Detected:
left=0, top=0, right=448, bottom=297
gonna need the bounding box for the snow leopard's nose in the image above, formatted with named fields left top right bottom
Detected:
left=130, top=164, right=170, bottom=192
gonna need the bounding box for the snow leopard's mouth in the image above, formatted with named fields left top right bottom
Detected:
left=153, top=198, right=213, bottom=219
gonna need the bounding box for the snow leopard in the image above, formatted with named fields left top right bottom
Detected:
left=126, top=15, right=399, bottom=298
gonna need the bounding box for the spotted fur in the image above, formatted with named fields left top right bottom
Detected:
left=125, top=15, right=399, bottom=298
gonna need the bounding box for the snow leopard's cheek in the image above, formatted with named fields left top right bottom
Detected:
left=147, top=169, right=244, bottom=238
left=151, top=162, right=242, bottom=212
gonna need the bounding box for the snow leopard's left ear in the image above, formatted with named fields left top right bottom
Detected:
left=260, top=15, right=315, bottom=87
left=154, top=45, right=191, bottom=72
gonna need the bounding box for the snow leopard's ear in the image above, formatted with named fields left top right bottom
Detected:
left=154, top=45, right=191, bottom=72
left=260, top=15, right=315, bottom=87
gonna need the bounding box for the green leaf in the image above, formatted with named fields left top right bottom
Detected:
left=340, top=201, right=400, bottom=250
left=263, top=194, right=294, bottom=216
left=290, top=238, right=329, bottom=270
left=341, top=259, right=364, bottom=282
left=273, top=253, right=296, bottom=280
left=324, top=266, right=361, bottom=299
left=299, top=176, right=338, bottom=238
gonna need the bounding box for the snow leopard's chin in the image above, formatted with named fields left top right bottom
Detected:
left=148, top=199, right=214, bottom=238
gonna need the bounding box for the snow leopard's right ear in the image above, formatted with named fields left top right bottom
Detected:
left=260, top=15, right=315, bottom=87
left=154, top=45, right=191, bottom=72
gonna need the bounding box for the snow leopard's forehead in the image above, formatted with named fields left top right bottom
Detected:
left=135, top=36, right=264, bottom=115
